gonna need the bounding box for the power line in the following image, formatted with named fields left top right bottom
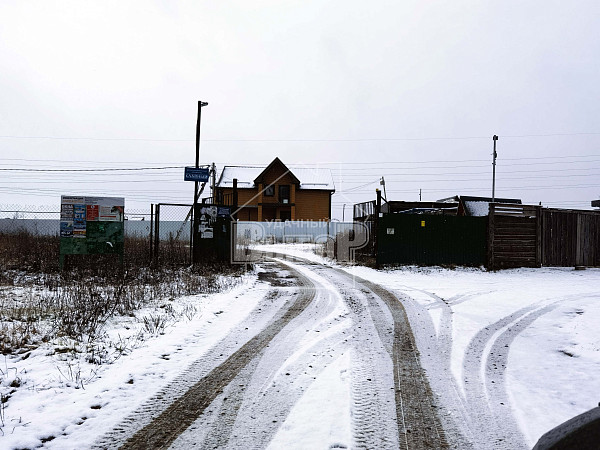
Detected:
left=3, top=153, right=600, bottom=169
left=2, top=157, right=599, bottom=174
left=0, top=166, right=188, bottom=172
left=0, top=178, right=181, bottom=184
left=334, top=172, right=600, bottom=182
left=337, top=180, right=381, bottom=193
left=2, top=132, right=600, bottom=142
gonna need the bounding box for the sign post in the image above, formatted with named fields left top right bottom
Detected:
left=192, top=101, right=209, bottom=265
left=184, top=167, right=210, bottom=182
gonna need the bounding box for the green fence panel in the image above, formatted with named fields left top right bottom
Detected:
left=377, top=214, right=487, bottom=266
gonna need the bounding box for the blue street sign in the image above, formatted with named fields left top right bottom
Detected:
left=184, top=167, right=210, bottom=182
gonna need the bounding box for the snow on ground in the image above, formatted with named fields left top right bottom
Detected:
left=0, top=272, right=265, bottom=449
left=2, top=242, right=599, bottom=449
left=348, top=266, right=600, bottom=446
left=266, top=352, right=352, bottom=450
left=259, top=243, right=600, bottom=447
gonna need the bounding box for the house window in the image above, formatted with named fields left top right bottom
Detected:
left=264, top=185, right=274, bottom=196
left=279, top=185, right=290, bottom=204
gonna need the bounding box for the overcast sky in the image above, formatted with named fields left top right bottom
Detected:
left=1, top=1, right=599, bottom=218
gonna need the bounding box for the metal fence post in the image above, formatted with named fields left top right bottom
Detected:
left=189, top=205, right=194, bottom=264
left=149, top=204, right=154, bottom=264
left=154, top=204, right=160, bottom=266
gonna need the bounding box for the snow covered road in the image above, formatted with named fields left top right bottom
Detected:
left=4, top=244, right=599, bottom=449
left=94, top=255, right=448, bottom=449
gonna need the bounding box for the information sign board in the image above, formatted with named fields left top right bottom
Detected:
left=59, top=196, right=125, bottom=267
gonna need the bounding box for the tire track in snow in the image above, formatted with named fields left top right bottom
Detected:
left=462, top=305, right=536, bottom=449
left=461, top=301, right=564, bottom=449
left=298, top=259, right=448, bottom=449
left=93, top=262, right=316, bottom=450
left=359, top=277, right=449, bottom=449
left=392, top=283, right=586, bottom=449
left=388, top=285, right=477, bottom=448
left=279, top=260, right=399, bottom=449
left=209, top=258, right=353, bottom=449
left=485, top=303, right=558, bottom=438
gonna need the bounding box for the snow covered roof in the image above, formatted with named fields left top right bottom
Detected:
left=438, top=195, right=522, bottom=216
left=463, top=201, right=490, bottom=217
left=217, top=164, right=335, bottom=191
left=217, top=166, right=263, bottom=189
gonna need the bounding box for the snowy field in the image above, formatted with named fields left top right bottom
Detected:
left=1, top=243, right=599, bottom=448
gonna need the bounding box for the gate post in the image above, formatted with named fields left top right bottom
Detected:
left=153, top=204, right=160, bottom=266
left=192, top=202, right=201, bottom=264
left=536, top=205, right=542, bottom=267
left=487, top=202, right=495, bottom=270
left=232, top=178, right=238, bottom=221
left=150, top=203, right=154, bottom=264
left=375, top=189, right=381, bottom=269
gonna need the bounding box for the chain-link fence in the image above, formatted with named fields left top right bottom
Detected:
left=0, top=205, right=152, bottom=237
left=0, top=205, right=198, bottom=270
left=151, top=203, right=194, bottom=266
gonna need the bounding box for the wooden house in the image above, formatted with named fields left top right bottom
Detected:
left=214, top=157, right=335, bottom=221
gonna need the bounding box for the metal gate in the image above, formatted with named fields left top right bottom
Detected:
left=377, top=214, right=488, bottom=266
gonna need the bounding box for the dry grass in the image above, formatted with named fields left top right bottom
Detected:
left=0, top=232, right=245, bottom=355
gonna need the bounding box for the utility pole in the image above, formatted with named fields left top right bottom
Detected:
left=380, top=177, right=387, bottom=201
left=192, top=101, right=208, bottom=265
left=211, top=162, right=216, bottom=202
left=194, top=101, right=209, bottom=206
left=343, top=204, right=346, bottom=222
left=492, top=135, right=498, bottom=203
left=419, top=189, right=422, bottom=201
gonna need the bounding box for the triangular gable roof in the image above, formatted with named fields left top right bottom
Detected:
left=216, top=158, right=335, bottom=191
left=253, top=157, right=301, bottom=185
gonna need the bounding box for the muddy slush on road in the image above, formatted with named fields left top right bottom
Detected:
left=94, top=255, right=449, bottom=449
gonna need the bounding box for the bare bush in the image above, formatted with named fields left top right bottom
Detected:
left=0, top=232, right=246, bottom=355
left=141, top=314, right=169, bottom=335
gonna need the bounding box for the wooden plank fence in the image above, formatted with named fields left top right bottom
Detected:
left=542, top=209, right=600, bottom=267
left=488, top=204, right=541, bottom=269
left=489, top=204, right=600, bottom=269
